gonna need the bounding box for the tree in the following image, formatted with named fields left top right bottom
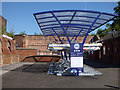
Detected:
left=97, top=2, right=120, bottom=37
left=102, top=24, right=113, bottom=36
left=111, top=1, right=120, bottom=31
left=97, top=28, right=104, bottom=38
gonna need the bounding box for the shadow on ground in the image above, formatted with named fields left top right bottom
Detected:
left=11, top=63, right=50, bottom=73
left=10, top=62, right=101, bottom=80
left=11, top=59, right=120, bottom=74
left=84, top=59, right=120, bottom=68
left=2, top=61, right=119, bottom=88
left=104, top=84, right=120, bottom=89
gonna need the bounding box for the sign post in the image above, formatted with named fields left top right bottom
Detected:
left=70, top=43, right=84, bottom=76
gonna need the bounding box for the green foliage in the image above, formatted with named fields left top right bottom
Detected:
left=113, top=23, right=120, bottom=31
left=106, top=24, right=110, bottom=27
left=104, top=28, right=111, bottom=36
left=8, top=29, right=15, bottom=37
left=97, top=26, right=113, bottom=38
left=114, top=1, right=120, bottom=16
left=39, top=32, right=43, bottom=35
left=19, top=31, right=26, bottom=35
left=96, top=1, right=120, bottom=37
left=111, top=1, right=120, bottom=31
left=97, top=28, right=104, bottom=38
left=1, top=26, right=6, bottom=34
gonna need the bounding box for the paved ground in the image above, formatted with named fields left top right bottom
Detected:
left=1, top=60, right=120, bottom=89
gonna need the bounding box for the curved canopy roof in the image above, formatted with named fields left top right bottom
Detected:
left=33, top=10, right=117, bottom=37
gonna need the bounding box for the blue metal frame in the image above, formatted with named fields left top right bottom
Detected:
left=52, top=35, right=57, bottom=41
left=34, top=10, right=117, bottom=16
left=51, top=11, right=71, bottom=44
left=83, top=13, right=101, bottom=45
left=66, top=11, right=76, bottom=31
left=41, top=23, right=93, bottom=28
left=38, top=20, right=102, bottom=25
left=41, top=26, right=90, bottom=30
left=70, top=35, right=75, bottom=41
left=92, top=17, right=115, bottom=31
left=34, top=10, right=117, bottom=44
left=37, top=15, right=109, bottom=21
left=34, top=14, right=43, bottom=35
left=74, top=28, right=83, bottom=41
left=45, top=34, right=78, bottom=37
left=34, top=10, right=117, bottom=76
left=52, top=28, right=62, bottom=43
left=62, top=24, right=91, bottom=27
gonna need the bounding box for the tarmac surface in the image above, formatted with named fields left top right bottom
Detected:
left=1, top=59, right=120, bottom=89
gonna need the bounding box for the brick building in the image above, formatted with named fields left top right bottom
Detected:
left=0, top=16, right=7, bottom=66
left=0, top=16, right=19, bottom=66
left=1, top=35, right=19, bottom=65
left=88, top=31, right=120, bottom=65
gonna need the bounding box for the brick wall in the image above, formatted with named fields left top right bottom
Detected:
left=14, top=35, right=55, bottom=55
left=16, top=48, right=38, bottom=62
left=13, top=35, right=24, bottom=47
left=13, top=35, right=97, bottom=62
left=16, top=48, right=60, bottom=62
left=2, top=37, right=19, bottom=65
left=14, top=35, right=94, bottom=55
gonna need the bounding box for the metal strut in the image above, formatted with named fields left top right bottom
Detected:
left=51, top=12, right=71, bottom=44
left=83, top=13, right=101, bottom=45
left=52, top=28, right=62, bottom=43
left=52, top=35, right=57, bottom=41
left=74, top=28, right=83, bottom=41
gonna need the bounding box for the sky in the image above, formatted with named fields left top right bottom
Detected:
left=2, top=2, right=118, bottom=35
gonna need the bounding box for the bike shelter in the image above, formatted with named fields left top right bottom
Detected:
left=33, top=10, right=117, bottom=76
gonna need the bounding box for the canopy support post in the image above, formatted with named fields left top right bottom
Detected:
left=52, top=35, right=57, bottom=41
left=52, top=28, right=62, bottom=43
left=66, top=11, right=76, bottom=31
left=74, top=28, right=83, bottom=41
left=51, top=12, right=71, bottom=44
left=70, top=35, right=76, bottom=41
left=83, top=13, right=101, bottom=45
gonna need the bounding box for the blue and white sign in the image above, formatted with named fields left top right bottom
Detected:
left=71, top=43, right=83, bottom=57
left=74, top=43, right=80, bottom=49
left=70, top=43, right=84, bottom=75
